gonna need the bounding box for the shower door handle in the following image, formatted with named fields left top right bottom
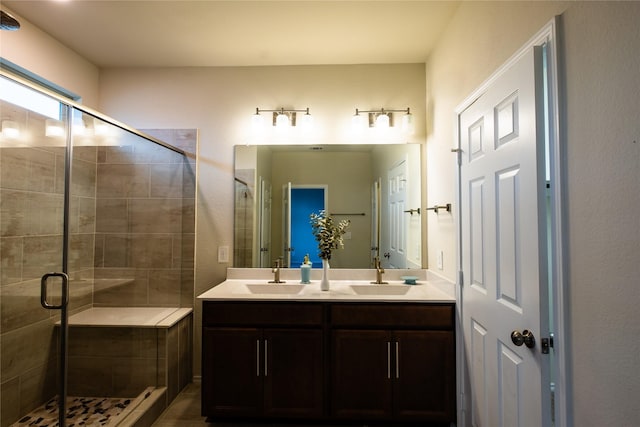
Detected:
left=41, top=272, right=69, bottom=310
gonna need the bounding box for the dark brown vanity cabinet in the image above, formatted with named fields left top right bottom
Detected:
left=202, top=302, right=324, bottom=419
left=330, top=303, right=456, bottom=423
left=201, top=300, right=455, bottom=424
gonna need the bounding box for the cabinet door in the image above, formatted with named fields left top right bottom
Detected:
left=263, top=328, right=324, bottom=418
left=202, top=327, right=262, bottom=418
left=393, top=330, right=456, bottom=422
left=331, top=329, right=393, bottom=419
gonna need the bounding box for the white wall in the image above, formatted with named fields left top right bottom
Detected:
left=0, top=7, right=100, bottom=107
left=426, top=2, right=640, bottom=425
left=562, top=3, right=640, bottom=424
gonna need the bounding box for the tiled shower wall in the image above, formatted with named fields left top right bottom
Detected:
left=92, top=129, right=196, bottom=308
left=0, top=100, right=196, bottom=426
left=233, top=169, right=254, bottom=268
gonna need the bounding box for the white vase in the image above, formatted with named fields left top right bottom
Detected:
left=321, top=259, right=330, bottom=291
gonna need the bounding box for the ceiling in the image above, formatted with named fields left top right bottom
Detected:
left=3, top=0, right=460, bottom=68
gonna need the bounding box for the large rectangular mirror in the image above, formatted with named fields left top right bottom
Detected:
left=234, top=144, right=422, bottom=269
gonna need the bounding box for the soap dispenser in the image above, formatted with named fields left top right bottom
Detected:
left=300, top=254, right=312, bottom=284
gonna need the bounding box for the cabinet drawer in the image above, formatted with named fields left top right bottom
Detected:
left=331, top=303, right=453, bottom=329
left=203, top=302, right=323, bottom=327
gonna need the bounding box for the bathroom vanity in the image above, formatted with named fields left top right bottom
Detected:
left=198, top=274, right=456, bottom=424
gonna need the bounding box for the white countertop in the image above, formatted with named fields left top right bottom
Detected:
left=197, top=279, right=455, bottom=303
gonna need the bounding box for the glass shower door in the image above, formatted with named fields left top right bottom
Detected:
left=1, top=73, right=71, bottom=426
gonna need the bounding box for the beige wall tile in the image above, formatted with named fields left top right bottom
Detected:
left=1, top=376, right=20, bottom=427
left=71, top=157, right=97, bottom=198
left=1, top=279, right=49, bottom=333
left=68, top=233, right=95, bottom=271
left=22, top=236, right=63, bottom=281
left=0, top=148, right=57, bottom=193
left=1, top=190, right=64, bottom=237
left=1, top=319, right=56, bottom=381
left=150, top=164, right=183, bottom=198
left=129, top=198, right=182, bottom=234
left=97, top=163, right=150, bottom=198
left=1, top=237, right=23, bottom=285
left=19, top=359, right=57, bottom=417
left=93, top=269, right=148, bottom=306
left=95, top=198, right=128, bottom=232
left=148, top=269, right=181, bottom=306
left=67, top=356, right=113, bottom=396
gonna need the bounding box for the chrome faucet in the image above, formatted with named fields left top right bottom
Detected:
left=371, top=257, right=388, bottom=284
left=269, top=258, right=286, bottom=283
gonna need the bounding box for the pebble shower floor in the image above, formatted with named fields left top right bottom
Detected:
left=11, top=396, right=132, bottom=427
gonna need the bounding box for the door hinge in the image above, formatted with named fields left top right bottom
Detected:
left=458, top=270, right=464, bottom=287
left=541, top=333, right=554, bottom=354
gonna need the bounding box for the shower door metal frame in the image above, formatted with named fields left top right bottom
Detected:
left=38, top=104, right=73, bottom=426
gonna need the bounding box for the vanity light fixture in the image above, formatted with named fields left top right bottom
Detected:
left=45, top=119, right=65, bottom=138
left=352, top=107, right=413, bottom=133
left=252, top=107, right=312, bottom=129
left=1, top=120, right=20, bottom=139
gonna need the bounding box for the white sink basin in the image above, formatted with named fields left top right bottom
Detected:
left=245, top=284, right=305, bottom=294
left=350, top=285, right=411, bottom=295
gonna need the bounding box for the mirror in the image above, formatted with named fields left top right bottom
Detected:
left=234, top=144, right=422, bottom=269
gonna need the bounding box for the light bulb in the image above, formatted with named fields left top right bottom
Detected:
left=402, top=112, right=414, bottom=135
left=2, top=120, right=20, bottom=139
left=352, top=112, right=365, bottom=132
left=375, top=113, right=390, bottom=129
left=251, top=112, right=264, bottom=132
left=45, top=119, right=65, bottom=138
left=299, top=112, right=313, bottom=131
left=276, top=113, right=290, bottom=128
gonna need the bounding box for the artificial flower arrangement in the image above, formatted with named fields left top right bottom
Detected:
left=309, top=210, right=350, bottom=260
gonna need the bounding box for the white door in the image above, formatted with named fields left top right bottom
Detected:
left=387, top=159, right=407, bottom=268
left=459, top=46, right=551, bottom=427
left=282, top=182, right=291, bottom=267
left=371, top=178, right=381, bottom=266
left=258, top=177, right=271, bottom=268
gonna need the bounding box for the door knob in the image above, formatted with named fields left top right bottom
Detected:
left=511, top=329, right=536, bottom=349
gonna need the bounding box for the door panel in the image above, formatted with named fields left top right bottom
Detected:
left=387, top=160, right=407, bottom=268
left=394, top=330, right=456, bottom=421
left=258, top=177, right=271, bottom=268
left=202, top=328, right=262, bottom=417
left=282, top=182, right=291, bottom=266
left=331, top=329, right=392, bottom=419
left=460, top=46, right=550, bottom=427
left=263, top=329, right=323, bottom=418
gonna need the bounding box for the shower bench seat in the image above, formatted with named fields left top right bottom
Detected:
left=55, top=306, right=193, bottom=420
